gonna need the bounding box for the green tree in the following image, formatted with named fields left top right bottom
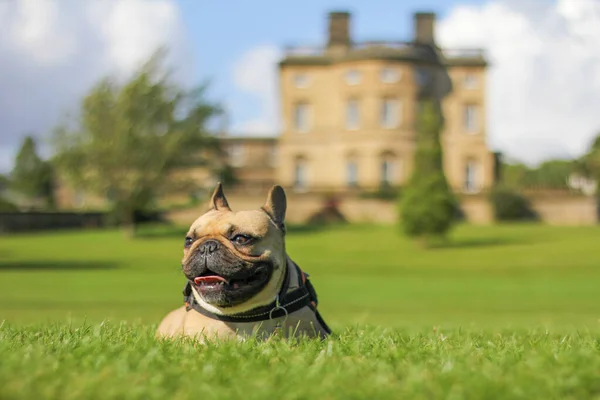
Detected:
left=575, top=133, right=600, bottom=195
left=399, top=100, right=456, bottom=244
left=501, top=160, right=574, bottom=190
left=10, top=135, right=55, bottom=208
left=52, top=50, right=222, bottom=236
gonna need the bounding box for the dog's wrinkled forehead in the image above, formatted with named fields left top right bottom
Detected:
left=189, top=183, right=287, bottom=239
left=190, top=209, right=274, bottom=238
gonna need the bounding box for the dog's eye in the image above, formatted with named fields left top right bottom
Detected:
left=231, top=234, right=253, bottom=245
left=184, top=236, right=194, bottom=248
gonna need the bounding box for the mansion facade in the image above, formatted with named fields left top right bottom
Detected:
left=54, top=10, right=499, bottom=211
left=223, top=11, right=498, bottom=195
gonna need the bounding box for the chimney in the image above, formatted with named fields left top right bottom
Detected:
left=414, top=12, right=436, bottom=45
left=327, top=11, right=351, bottom=48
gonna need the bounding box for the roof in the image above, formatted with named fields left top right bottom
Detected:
left=279, top=42, right=487, bottom=68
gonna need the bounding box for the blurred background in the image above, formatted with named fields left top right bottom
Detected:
left=1, top=0, right=599, bottom=331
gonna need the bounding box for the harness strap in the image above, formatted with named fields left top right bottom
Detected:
left=182, top=260, right=327, bottom=329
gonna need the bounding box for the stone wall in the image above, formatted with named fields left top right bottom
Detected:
left=529, top=194, right=598, bottom=226
left=166, top=191, right=598, bottom=227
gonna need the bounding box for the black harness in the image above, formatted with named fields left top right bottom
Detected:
left=182, top=261, right=331, bottom=334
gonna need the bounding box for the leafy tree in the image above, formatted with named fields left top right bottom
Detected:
left=399, top=100, right=456, bottom=244
left=10, top=136, right=55, bottom=208
left=52, top=50, right=222, bottom=236
left=575, top=133, right=600, bottom=195
left=501, top=160, right=574, bottom=190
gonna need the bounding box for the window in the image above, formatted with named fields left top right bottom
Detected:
left=346, top=99, right=360, bottom=130
left=294, top=159, right=307, bottom=191
left=346, top=161, right=358, bottom=187
left=294, top=73, right=309, bottom=88
left=464, top=159, right=479, bottom=193
left=345, top=69, right=361, bottom=85
left=464, top=104, right=478, bottom=133
left=294, top=102, right=310, bottom=132
left=227, top=143, right=245, bottom=167
left=381, top=159, right=394, bottom=185
left=415, top=68, right=430, bottom=86
left=268, top=145, right=278, bottom=167
left=381, top=99, right=400, bottom=128
left=464, top=73, right=477, bottom=89
left=380, top=67, right=401, bottom=83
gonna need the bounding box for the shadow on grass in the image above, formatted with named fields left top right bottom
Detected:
left=428, top=236, right=530, bottom=250
left=0, top=260, right=119, bottom=271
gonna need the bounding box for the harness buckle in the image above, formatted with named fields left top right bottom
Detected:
left=269, top=295, right=289, bottom=326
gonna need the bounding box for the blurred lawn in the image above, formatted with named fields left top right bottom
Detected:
left=1, top=223, right=599, bottom=331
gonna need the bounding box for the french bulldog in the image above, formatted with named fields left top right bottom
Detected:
left=156, top=183, right=331, bottom=341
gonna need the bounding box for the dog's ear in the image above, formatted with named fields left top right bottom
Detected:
left=209, top=182, right=231, bottom=211
left=262, top=185, right=286, bottom=228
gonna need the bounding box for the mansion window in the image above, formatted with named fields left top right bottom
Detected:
left=415, top=68, right=431, bottom=86
left=463, top=73, right=477, bottom=89
left=345, top=69, right=361, bottom=85
left=294, top=102, right=310, bottom=133
left=228, top=143, right=245, bottom=167
left=464, top=159, right=479, bottom=193
left=346, top=161, right=358, bottom=187
left=346, top=99, right=360, bottom=130
left=268, top=145, right=278, bottom=167
left=294, top=159, right=307, bottom=191
left=381, top=98, right=400, bottom=128
left=380, top=67, right=401, bottom=83
left=381, top=159, right=394, bottom=185
left=464, top=104, right=478, bottom=133
left=294, top=73, right=309, bottom=88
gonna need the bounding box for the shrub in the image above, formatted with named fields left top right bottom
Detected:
left=489, top=186, right=538, bottom=221
left=400, top=100, right=456, bottom=240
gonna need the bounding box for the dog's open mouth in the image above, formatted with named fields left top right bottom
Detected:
left=192, top=267, right=270, bottom=293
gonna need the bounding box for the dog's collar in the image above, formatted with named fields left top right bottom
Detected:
left=182, top=260, right=323, bottom=324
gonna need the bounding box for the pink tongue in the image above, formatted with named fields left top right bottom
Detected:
left=194, top=276, right=227, bottom=285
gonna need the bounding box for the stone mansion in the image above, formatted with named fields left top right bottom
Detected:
left=221, top=11, right=498, bottom=196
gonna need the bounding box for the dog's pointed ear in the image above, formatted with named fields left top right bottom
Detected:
left=262, top=185, right=286, bottom=227
left=209, top=182, right=231, bottom=211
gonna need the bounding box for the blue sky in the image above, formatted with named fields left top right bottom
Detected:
left=0, top=0, right=597, bottom=170
left=176, top=0, right=487, bottom=132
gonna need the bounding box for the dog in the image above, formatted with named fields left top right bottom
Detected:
left=156, top=183, right=331, bottom=341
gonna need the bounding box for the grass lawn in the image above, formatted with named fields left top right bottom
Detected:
left=1, top=223, right=600, bottom=398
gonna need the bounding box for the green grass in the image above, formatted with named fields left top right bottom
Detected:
left=1, top=323, right=599, bottom=400
left=1, top=223, right=600, bottom=398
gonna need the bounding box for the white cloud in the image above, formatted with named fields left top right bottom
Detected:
left=438, top=0, right=600, bottom=165
left=0, top=0, right=192, bottom=173
left=230, top=45, right=282, bottom=135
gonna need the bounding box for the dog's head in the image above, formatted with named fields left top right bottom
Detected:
left=182, top=183, right=287, bottom=313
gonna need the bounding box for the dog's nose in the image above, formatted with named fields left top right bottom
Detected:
left=198, top=240, right=219, bottom=255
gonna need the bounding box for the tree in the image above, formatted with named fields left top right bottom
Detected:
left=399, top=100, right=456, bottom=244
left=575, top=133, right=600, bottom=195
left=10, top=136, right=55, bottom=208
left=501, top=159, right=574, bottom=190
left=52, top=50, right=222, bottom=236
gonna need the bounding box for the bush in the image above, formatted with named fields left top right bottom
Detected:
left=489, top=186, right=538, bottom=221
left=399, top=100, right=456, bottom=240
left=0, top=197, right=18, bottom=212
left=400, top=174, right=457, bottom=237
left=306, top=195, right=347, bottom=226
